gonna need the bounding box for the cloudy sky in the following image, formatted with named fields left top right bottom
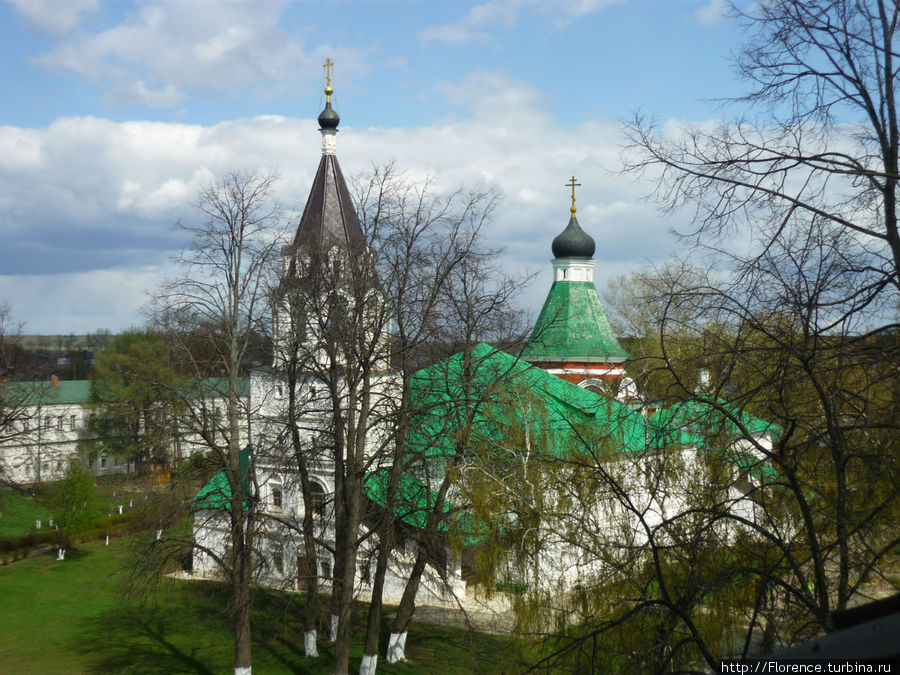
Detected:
left=0, top=0, right=747, bottom=334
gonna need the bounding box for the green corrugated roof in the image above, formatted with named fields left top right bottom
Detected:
left=406, top=343, right=648, bottom=464
left=649, top=398, right=777, bottom=444
left=648, top=399, right=780, bottom=482
left=6, top=377, right=249, bottom=405
left=364, top=468, right=485, bottom=546
left=173, top=377, right=251, bottom=399
left=4, top=380, right=92, bottom=405
left=364, top=468, right=454, bottom=532
left=192, top=446, right=252, bottom=510
left=521, top=281, right=629, bottom=362
left=361, top=344, right=650, bottom=541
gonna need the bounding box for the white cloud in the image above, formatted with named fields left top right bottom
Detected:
left=435, top=69, right=546, bottom=120
left=107, top=80, right=183, bottom=107
left=695, top=0, right=727, bottom=26
left=0, top=267, right=167, bottom=334
left=419, top=0, right=631, bottom=44
left=0, top=70, right=693, bottom=332
left=28, top=0, right=371, bottom=107
left=3, top=0, right=98, bottom=35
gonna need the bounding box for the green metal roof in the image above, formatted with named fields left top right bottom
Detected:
left=649, top=398, right=778, bottom=443
left=4, top=380, right=92, bottom=405
left=6, top=377, right=249, bottom=406
left=406, top=343, right=648, bottom=464
left=521, top=281, right=629, bottom=362
left=179, top=377, right=251, bottom=399
left=192, top=446, right=252, bottom=510
left=648, top=399, right=780, bottom=482
left=364, top=468, right=456, bottom=532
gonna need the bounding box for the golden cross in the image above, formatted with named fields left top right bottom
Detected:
left=323, top=58, right=334, bottom=88
left=566, top=176, right=581, bottom=215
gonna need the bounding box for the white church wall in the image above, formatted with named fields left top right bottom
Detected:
left=492, top=439, right=774, bottom=597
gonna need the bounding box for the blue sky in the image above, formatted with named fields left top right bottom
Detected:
left=0, top=0, right=748, bottom=334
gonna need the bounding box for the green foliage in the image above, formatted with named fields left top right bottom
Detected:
left=49, top=461, right=103, bottom=544
left=84, top=329, right=185, bottom=467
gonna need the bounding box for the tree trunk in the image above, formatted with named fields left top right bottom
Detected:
left=288, top=366, right=320, bottom=658
left=301, top=525, right=319, bottom=657
left=388, top=546, right=427, bottom=663
left=388, top=471, right=454, bottom=664
left=361, top=538, right=390, bottom=671
left=233, top=523, right=253, bottom=674
left=333, top=471, right=362, bottom=675
left=362, top=437, right=405, bottom=669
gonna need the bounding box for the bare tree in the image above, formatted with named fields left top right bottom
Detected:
left=149, top=169, right=284, bottom=675
left=622, top=0, right=900, bottom=638
left=268, top=163, right=532, bottom=673
left=349, top=167, right=533, bottom=670
left=625, top=0, right=900, bottom=298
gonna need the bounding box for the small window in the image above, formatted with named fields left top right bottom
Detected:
left=271, top=487, right=283, bottom=512
left=57, top=416, right=64, bottom=430
left=56, top=462, right=63, bottom=473
left=276, top=385, right=284, bottom=399
left=69, top=415, right=76, bottom=430
left=100, top=457, right=107, bottom=468
left=320, top=559, right=331, bottom=580
left=44, top=418, right=52, bottom=430
left=272, top=546, right=284, bottom=575
left=22, top=419, right=29, bottom=432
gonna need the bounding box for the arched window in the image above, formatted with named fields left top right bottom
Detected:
left=579, top=378, right=608, bottom=395
left=272, top=541, right=284, bottom=576
left=308, top=481, right=327, bottom=516
left=270, top=484, right=283, bottom=512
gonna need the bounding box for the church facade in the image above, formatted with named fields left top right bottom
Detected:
left=190, top=79, right=778, bottom=644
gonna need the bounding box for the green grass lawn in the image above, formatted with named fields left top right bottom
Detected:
left=0, top=487, right=54, bottom=538
left=0, top=535, right=522, bottom=674
left=0, top=477, right=156, bottom=543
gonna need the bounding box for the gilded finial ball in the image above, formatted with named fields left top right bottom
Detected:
left=324, top=85, right=334, bottom=96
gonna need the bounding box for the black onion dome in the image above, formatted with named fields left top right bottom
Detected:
left=318, top=101, right=340, bottom=129
left=552, top=216, right=595, bottom=259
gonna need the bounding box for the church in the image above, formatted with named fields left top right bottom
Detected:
left=191, top=72, right=777, bottom=657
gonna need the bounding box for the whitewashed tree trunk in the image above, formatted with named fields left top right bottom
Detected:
left=359, top=654, right=377, bottom=675
left=304, top=630, right=318, bottom=658
left=386, top=632, right=407, bottom=663
left=329, top=614, right=339, bottom=642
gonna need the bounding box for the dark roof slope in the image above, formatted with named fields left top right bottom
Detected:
left=290, top=154, right=365, bottom=256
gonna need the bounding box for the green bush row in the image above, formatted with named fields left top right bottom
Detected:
left=0, top=511, right=133, bottom=554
